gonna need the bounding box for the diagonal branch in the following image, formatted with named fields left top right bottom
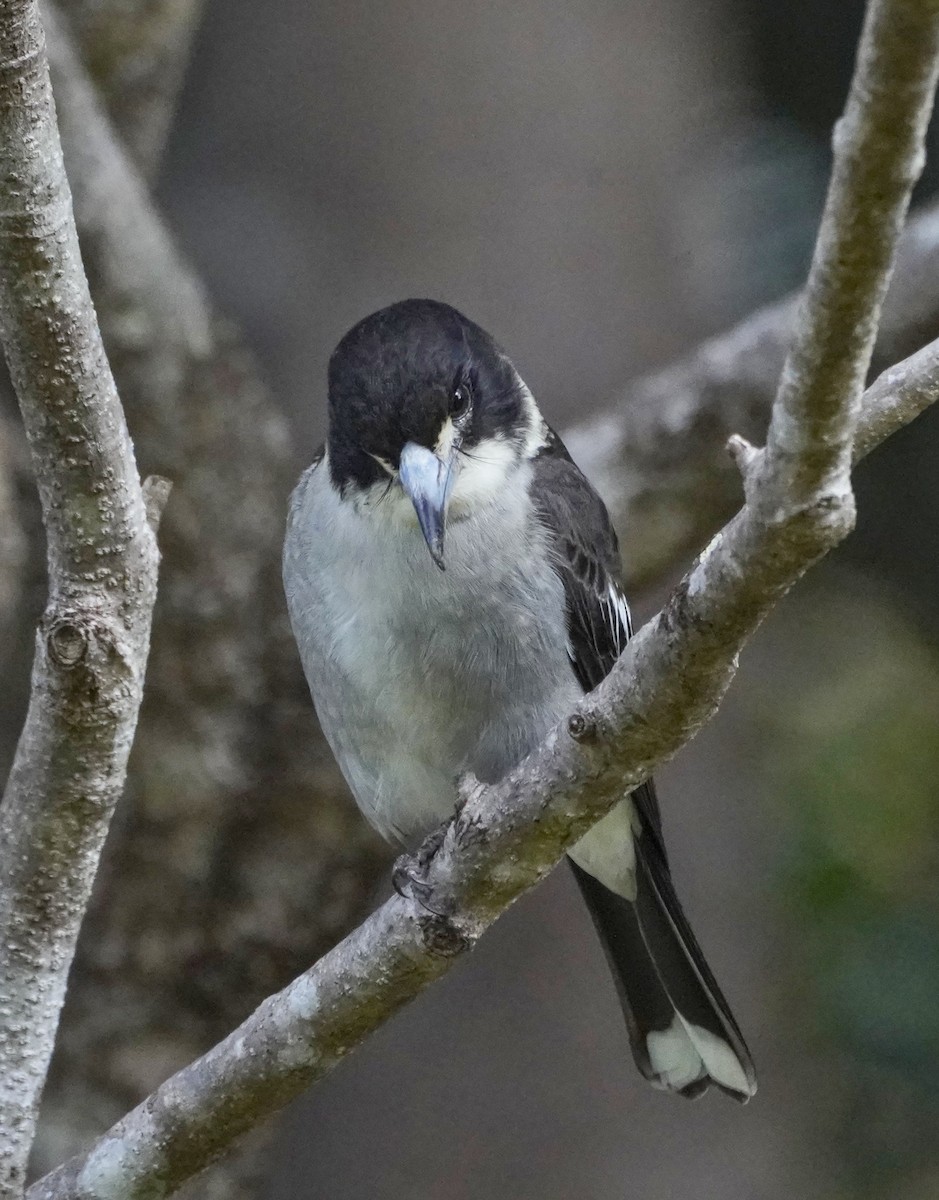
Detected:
left=854, top=332, right=939, bottom=457
left=23, top=299, right=939, bottom=1200
left=24, top=2, right=939, bottom=1197
left=0, top=2, right=166, bottom=1196
left=1, top=13, right=932, bottom=1187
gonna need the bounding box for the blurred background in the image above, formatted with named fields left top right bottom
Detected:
left=5, top=0, right=939, bottom=1197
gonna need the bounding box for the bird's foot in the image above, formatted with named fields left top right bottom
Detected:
left=392, top=818, right=471, bottom=956
left=392, top=818, right=449, bottom=906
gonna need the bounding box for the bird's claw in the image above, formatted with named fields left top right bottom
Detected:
left=391, top=818, right=449, bottom=907
left=391, top=818, right=471, bottom=956
left=391, top=853, right=428, bottom=901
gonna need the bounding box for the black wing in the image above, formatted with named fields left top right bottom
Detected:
left=531, top=426, right=663, bottom=851
left=534, top=428, right=756, bottom=1101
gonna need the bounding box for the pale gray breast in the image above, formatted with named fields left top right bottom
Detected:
left=283, top=458, right=579, bottom=843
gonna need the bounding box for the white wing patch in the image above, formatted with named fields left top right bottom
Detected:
left=602, top=580, right=631, bottom=658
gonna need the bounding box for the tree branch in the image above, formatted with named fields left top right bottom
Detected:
left=6, top=12, right=934, bottom=1183
left=0, top=2, right=164, bottom=1196
left=24, top=2, right=939, bottom=1197
left=762, top=0, right=936, bottom=499
left=568, top=199, right=939, bottom=591
left=854, top=332, right=939, bottom=458
left=22, top=337, right=939, bottom=1200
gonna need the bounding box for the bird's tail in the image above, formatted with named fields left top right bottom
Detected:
left=570, top=833, right=756, bottom=1102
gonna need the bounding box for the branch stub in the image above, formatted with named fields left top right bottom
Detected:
left=47, top=619, right=88, bottom=667
left=567, top=712, right=597, bottom=743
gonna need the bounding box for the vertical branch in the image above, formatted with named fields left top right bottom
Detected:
left=0, top=3, right=165, bottom=1197
left=563, top=200, right=939, bottom=592
left=24, top=334, right=939, bottom=1200
left=23, top=12, right=385, bottom=1184
left=763, top=0, right=939, bottom=502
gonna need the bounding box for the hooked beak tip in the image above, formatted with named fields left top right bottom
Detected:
left=398, top=440, right=456, bottom=570
left=423, top=525, right=446, bottom=570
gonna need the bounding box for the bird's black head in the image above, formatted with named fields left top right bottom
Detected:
left=327, top=299, right=532, bottom=493
left=325, top=300, right=544, bottom=567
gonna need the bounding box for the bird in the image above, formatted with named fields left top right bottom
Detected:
left=283, top=298, right=756, bottom=1102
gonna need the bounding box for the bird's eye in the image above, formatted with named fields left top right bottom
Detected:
left=449, top=383, right=472, bottom=419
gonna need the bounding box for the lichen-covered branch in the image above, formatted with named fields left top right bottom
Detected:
left=0, top=1, right=165, bottom=1197
left=24, top=2, right=939, bottom=1197
left=24, top=325, right=939, bottom=1200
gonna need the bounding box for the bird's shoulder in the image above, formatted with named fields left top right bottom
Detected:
left=530, top=426, right=631, bottom=693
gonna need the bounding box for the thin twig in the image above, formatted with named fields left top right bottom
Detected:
left=28, top=14, right=939, bottom=1176
left=0, top=2, right=164, bottom=1196
left=23, top=2, right=939, bottom=1197
left=854, top=334, right=939, bottom=458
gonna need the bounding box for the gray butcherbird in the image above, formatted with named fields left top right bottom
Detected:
left=283, top=298, right=756, bottom=1101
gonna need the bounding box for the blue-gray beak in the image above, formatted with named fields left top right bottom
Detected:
left=398, top=441, right=456, bottom=570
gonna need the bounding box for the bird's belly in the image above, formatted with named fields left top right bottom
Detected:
left=337, top=579, right=577, bottom=841
left=288, top=494, right=578, bottom=843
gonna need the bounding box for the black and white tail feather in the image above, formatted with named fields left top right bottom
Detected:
left=533, top=426, right=756, bottom=1103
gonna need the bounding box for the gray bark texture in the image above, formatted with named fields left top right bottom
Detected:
left=0, top=1, right=932, bottom=1194
left=0, top=1, right=166, bottom=1195
left=0, top=0, right=936, bottom=1194
left=19, top=1, right=939, bottom=1197
left=24, top=325, right=939, bottom=1200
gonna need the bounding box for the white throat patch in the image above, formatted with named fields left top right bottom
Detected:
left=448, top=435, right=519, bottom=515
left=447, top=375, right=546, bottom=514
